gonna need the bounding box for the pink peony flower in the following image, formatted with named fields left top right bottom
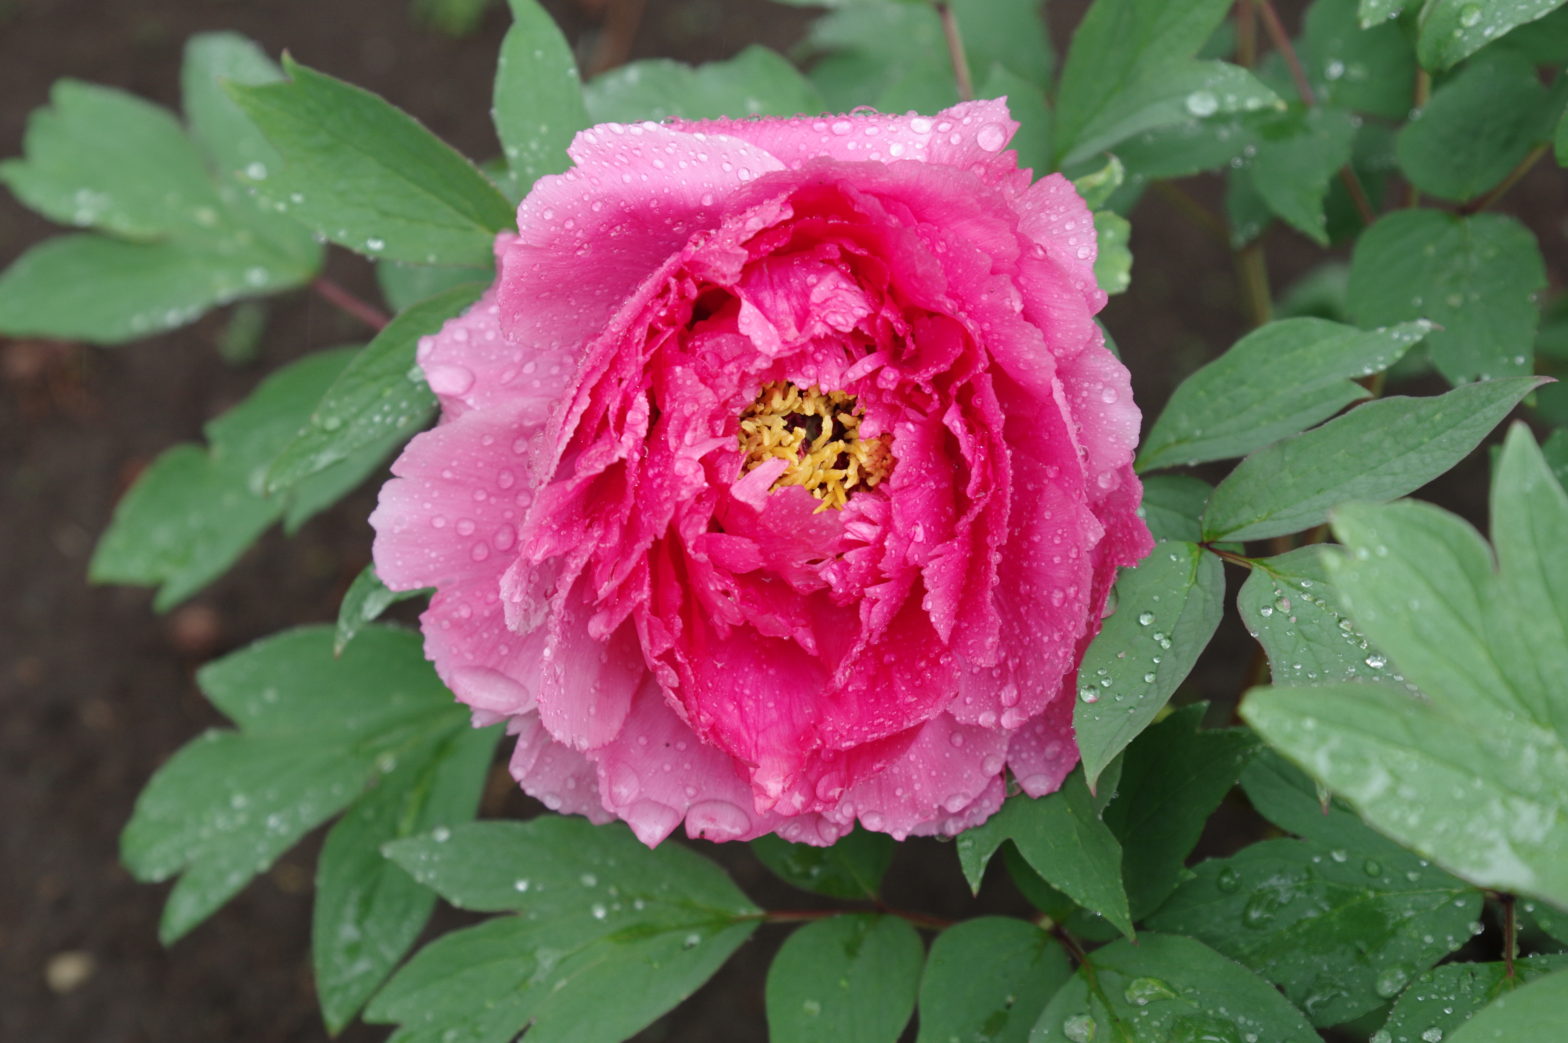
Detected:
left=371, top=99, right=1153, bottom=847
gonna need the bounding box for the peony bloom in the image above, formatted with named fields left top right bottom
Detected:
left=371, top=99, right=1153, bottom=847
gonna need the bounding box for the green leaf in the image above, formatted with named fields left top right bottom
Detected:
left=956, top=772, right=1133, bottom=937
left=120, top=626, right=468, bottom=942
left=1383, top=956, right=1568, bottom=1043
left=1243, top=428, right=1568, bottom=906
left=1139, top=317, right=1428, bottom=472
left=1237, top=546, right=1401, bottom=688
left=181, top=33, right=289, bottom=182
left=493, top=0, right=588, bottom=199
left=1525, top=899, right=1568, bottom=947
left=1418, top=0, right=1568, bottom=71
left=1557, top=98, right=1568, bottom=165
left=374, top=818, right=759, bottom=1043
left=1358, top=0, right=1412, bottom=27
left=377, top=259, right=492, bottom=313
left=1448, top=968, right=1568, bottom=1043
left=1091, top=211, right=1131, bottom=296
left=1248, top=104, right=1359, bottom=244
left=1149, top=837, right=1481, bottom=1026
left=91, top=348, right=370, bottom=608
left=1300, top=0, right=1418, bottom=120
left=1073, top=541, right=1224, bottom=787
left=1240, top=749, right=1412, bottom=858
left=1137, top=475, right=1213, bottom=543
left=267, top=283, right=485, bottom=493
left=313, top=725, right=498, bottom=1033
left=0, top=233, right=305, bottom=346
left=585, top=46, right=823, bottom=124
left=1053, top=0, right=1281, bottom=166
left=1201, top=376, right=1542, bottom=542
left=1348, top=209, right=1546, bottom=384
left=1397, top=50, right=1559, bottom=201
left=917, top=918, right=1071, bottom=1043
left=1102, top=706, right=1257, bottom=919
left=0, top=80, right=222, bottom=240
left=751, top=829, right=895, bottom=900
left=1031, top=933, right=1319, bottom=1042
left=336, top=563, right=429, bottom=654
left=767, top=914, right=924, bottom=1043
left=227, top=56, right=514, bottom=265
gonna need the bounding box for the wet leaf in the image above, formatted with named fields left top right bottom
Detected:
left=751, top=828, right=895, bottom=900
left=1417, top=0, right=1568, bottom=71
left=119, top=626, right=470, bottom=942
left=1139, top=317, right=1429, bottom=472
left=585, top=46, right=822, bottom=124
left=1381, top=955, right=1568, bottom=1043
left=1137, top=475, right=1213, bottom=543
left=767, top=914, right=923, bottom=1043
left=493, top=0, right=589, bottom=199
left=1031, top=933, right=1319, bottom=1042
left=1300, top=0, right=1417, bottom=120
left=1249, top=104, right=1359, bottom=245
left=917, top=918, right=1071, bottom=1043
left=1201, top=376, right=1542, bottom=542
left=1150, top=837, right=1482, bottom=1026
left=1348, top=209, right=1545, bottom=384
left=1074, top=541, right=1224, bottom=787
left=1448, top=968, right=1568, bottom=1042
left=374, top=819, right=758, bottom=1043
left=336, top=563, right=430, bottom=655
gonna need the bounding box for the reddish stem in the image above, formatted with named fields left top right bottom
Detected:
left=311, top=276, right=389, bottom=332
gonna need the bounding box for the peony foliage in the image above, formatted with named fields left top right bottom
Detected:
left=7, top=0, right=1568, bottom=1038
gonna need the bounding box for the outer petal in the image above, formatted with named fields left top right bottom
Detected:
left=835, top=713, right=1010, bottom=840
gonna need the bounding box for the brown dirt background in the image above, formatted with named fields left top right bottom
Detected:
left=3, top=1, right=1562, bottom=1040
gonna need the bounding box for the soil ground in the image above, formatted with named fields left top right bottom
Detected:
left=3, top=1, right=1561, bottom=1040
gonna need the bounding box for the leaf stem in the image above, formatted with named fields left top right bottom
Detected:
left=934, top=3, right=974, bottom=102
left=756, top=904, right=954, bottom=931
left=1203, top=544, right=1256, bottom=569
left=1235, top=241, right=1273, bottom=327
left=1463, top=143, right=1550, bottom=216
left=1406, top=69, right=1432, bottom=208
left=312, top=276, right=389, bottom=331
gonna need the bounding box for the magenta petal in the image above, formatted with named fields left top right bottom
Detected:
left=838, top=713, right=1011, bottom=840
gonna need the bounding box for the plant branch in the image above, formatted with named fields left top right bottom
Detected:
left=1203, top=544, right=1256, bottom=569
left=1503, top=893, right=1518, bottom=977
left=1464, top=143, right=1550, bottom=215
left=935, top=3, right=974, bottom=102
left=1235, top=241, right=1273, bottom=327
left=311, top=276, right=389, bottom=331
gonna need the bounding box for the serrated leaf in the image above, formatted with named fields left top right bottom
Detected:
left=1102, top=705, right=1257, bottom=919
left=0, top=80, right=222, bottom=240
left=120, top=626, right=467, bottom=942
left=767, top=914, right=923, bottom=1043
left=1031, top=933, right=1319, bottom=1043
left=313, top=725, right=498, bottom=1033
left=90, top=348, right=370, bottom=608
left=1348, top=209, right=1545, bottom=384
left=1418, top=0, right=1568, bottom=71
left=1248, top=104, right=1359, bottom=244
left=585, top=46, right=823, bottom=124
left=1237, top=546, right=1401, bottom=688
left=1074, top=541, right=1224, bottom=787
left=917, top=918, right=1070, bottom=1043
left=1448, top=968, right=1568, bottom=1042
left=1382, top=956, right=1568, bottom=1043
left=267, top=283, right=485, bottom=492
left=1139, top=317, right=1428, bottom=472
left=751, top=828, right=894, bottom=900
left=336, top=563, right=430, bottom=654
left=373, top=818, right=758, bottom=1043
left=227, top=56, right=514, bottom=265
left=493, top=0, right=588, bottom=199
left=0, top=233, right=309, bottom=345
left=1397, top=50, right=1559, bottom=202
left=1201, top=376, right=1541, bottom=542
left=1149, top=837, right=1481, bottom=1026
left=956, top=771, right=1133, bottom=937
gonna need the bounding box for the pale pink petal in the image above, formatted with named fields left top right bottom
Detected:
left=1006, top=686, right=1079, bottom=798
left=837, top=714, right=1010, bottom=840
left=510, top=714, right=614, bottom=822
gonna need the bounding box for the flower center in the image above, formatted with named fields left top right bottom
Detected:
left=737, top=381, right=894, bottom=511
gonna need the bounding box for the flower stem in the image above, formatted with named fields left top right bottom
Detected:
left=311, top=276, right=389, bottom=332
left=935, top=3, right=974, bottom=102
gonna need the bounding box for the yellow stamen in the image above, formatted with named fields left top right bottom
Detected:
left=737, top=381, right=894, bottom=511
